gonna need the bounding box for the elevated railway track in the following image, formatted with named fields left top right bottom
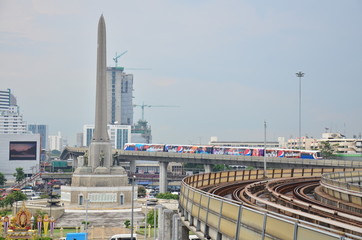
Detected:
left=179, top=168, right=362, bottom=240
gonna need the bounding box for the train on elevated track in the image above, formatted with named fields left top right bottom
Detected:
left=124, top=143, right=322, bottom=159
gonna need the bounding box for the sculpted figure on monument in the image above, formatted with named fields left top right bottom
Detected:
left=99, top=150, right=105, bottom=167
left=113, top=152, right=119, bottom=166
left=83, top=151, right=88, bottom=166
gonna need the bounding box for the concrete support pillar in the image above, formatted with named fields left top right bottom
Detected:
left=129, top=160, right=136, bottom=173
left=204, top=164, right=212, bottom=173
left=159, top=162, right=169, bottom=193
left=158, top=209, right=174, bottom=240
left=157, top=206, right=165, bottom=240
left=172, top=214, right=189, bottom=240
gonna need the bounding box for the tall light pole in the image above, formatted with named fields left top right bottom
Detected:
left=296, top=71, right=304, bottom=150
left=263, top=121, right=267, bottom=178
left=85, top=199, right=90, bottom=231
left=131, top=175, right=136, bottom=240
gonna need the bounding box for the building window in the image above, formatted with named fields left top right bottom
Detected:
left=79, top=195, right=84, bottom=205
left=120, top=194, right=124, bottom=205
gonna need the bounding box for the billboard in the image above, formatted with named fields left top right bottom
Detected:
left=9, top=141, right=37, bottom=160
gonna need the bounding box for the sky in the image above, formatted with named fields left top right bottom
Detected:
left=1, top=0, right=362, bottom=146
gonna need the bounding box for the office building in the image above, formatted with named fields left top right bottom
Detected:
left=83, top=124, right=131, bottom=149
left=287, top=132, right=362, bottom=157
left=209, top=136, right=282, bottom=148
left=131, top=119, right=152, bottom=143
left=76, top=132, right=83, bottom=147
left=0, top=89, right=16, bottom=111
left=28, top=124, right=48, bottom=150
left=0, top=89, right=28, bottom=134
left=106, top=67, right=134, bottom=125
left=48, top=131, right=63, bottom=151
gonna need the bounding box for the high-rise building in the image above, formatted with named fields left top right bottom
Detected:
left=48, top=131, right=63, bottom=151
left=28, top=124, right=48, bottom=150
left=0, top=89, right=28, bottom=134
left=76, top=132, right=83, bottom=147
left=131, top=119, right=152, bottom=143
left=0, top=88, right=17, bottom=111
left=83, top=124, right=131, bottom=149
left=106, top=67, right=134, bottom=125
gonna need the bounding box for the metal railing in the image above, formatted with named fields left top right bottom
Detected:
left=179, top=168, right=362, bottom=240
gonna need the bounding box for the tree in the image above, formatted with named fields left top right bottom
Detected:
left=3, top=191, right=27, bottom=207
left=124, top=220, right=131, bottom=228
left=146, top=209, right=158, bottom=227
left=0, top=173, right=6, bottom=186
left=13, top=167, right=25, bottom=183
left=319, top=141, right=334, bottom=159
left=156, top=192, right=179, bottom=200
left=138, top=186, right=146, bottom=198
left=212, top=164, right=232, bottom=172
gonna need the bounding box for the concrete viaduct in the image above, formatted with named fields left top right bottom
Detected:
left=60, top=147, right=362, bottom=193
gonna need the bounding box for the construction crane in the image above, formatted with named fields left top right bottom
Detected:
left=113, top=51, right=128, bottom=67
left=133, top=102, right=180, bottom=121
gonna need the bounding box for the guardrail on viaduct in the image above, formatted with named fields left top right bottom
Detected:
left=61, top=147, right=362, bottom=168
left=178, top=168, right=361, bottom=240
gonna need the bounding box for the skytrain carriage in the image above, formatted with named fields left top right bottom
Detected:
left=165, top=144, right=213, bottom=154
left=300, top=149, right=322, bottom=159
left=124, top=143, right=165, bottom=152
left=124, top=143, right=322, bottom=159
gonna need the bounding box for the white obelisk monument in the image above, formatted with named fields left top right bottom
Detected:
left=88, top=14, right=112, bottom=172
left=61, top=15, right=133, bottom=208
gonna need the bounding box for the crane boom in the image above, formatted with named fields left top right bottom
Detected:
left=133, top=102, right=180, bottom=121
left=113, top=51, right=128, bottom=67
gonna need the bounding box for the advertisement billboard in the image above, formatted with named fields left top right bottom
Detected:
left=9, top=141, right=37, bottom=160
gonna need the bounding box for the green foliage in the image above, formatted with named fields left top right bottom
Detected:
left=0, top=209, right=11, bottom=217
left=124, top=219, right=131, bottom=228
left=33, top=209, right=47, bottom=220
left=146, top=209, right=158, bottom=227
left=13, top=167, right=26, bottom=183
left=39, top=193, right=50, bottom=199
left=319, top=141, right=334, bottom=159
left=3, top=191, right=27, bottom=207
left=138, top=186, right=146, bottom=198
left=212, top=164, right=232, bottom=172
left=183, top=163, right=204, bottom=171
left=35, top=237, right=52, bottom=240
left=0, top=173, right=6, bottom=186
left=156, top=192, right=179, bottom=200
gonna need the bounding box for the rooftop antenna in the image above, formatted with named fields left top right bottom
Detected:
left=113, top=51, right=128, bottom=67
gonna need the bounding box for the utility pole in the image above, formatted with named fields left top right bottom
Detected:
left=264, top=121, right=267, bottom=178
left=296, top=71, right=304, bottom=150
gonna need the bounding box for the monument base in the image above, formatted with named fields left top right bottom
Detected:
left=61, top=166, right=135, bottom=209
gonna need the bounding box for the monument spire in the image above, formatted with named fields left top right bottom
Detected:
left=93, top=14, right=109, bottom=142
left=88, top=15, right=112, bottom=171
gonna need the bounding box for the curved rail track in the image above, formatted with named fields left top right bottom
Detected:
left=210, top=176, right=362, bottom=237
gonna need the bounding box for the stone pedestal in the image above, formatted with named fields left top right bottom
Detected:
left=61, top=166, right=134, bottom=208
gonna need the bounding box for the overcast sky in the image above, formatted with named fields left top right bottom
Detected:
left=1, top=0, right=361, bottom=145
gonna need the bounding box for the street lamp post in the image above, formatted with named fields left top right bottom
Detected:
left=85, top=199, right=90, bottom=231
left=144, top=203, right=148, bottom=240
left=263, top=121, right=267, bottom=178
left=296, top=71, right=305, bottom=150
left=131, top=175, right=136, bottom=240
left=154, top=205, right=161, bottom=240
